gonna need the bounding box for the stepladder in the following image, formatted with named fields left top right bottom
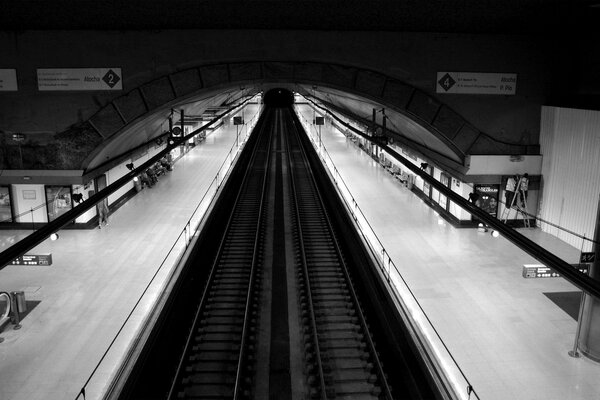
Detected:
left=501, top=176, right=530, bottom=228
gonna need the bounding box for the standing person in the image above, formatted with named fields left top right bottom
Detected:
left=505, top=175, right=517, bottom=208
left=98, top=201, right=109, bottom=229
left=519, top=173, right=529, bottom=206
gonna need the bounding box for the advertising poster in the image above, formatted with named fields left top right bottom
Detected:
left=474, top=184, right=499, bottom=217
left=0, top=69, right=18, bottom=91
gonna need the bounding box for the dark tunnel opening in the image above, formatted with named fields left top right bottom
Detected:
left=263, top=88, right=295, bottom=107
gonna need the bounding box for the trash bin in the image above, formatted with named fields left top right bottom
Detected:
left=11, top=291, right=26, bottom=314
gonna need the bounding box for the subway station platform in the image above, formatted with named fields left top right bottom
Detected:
left=0, top=103, right=598, bottom=400
left=0, top=106, right=259, bottom=400
left=295, top=104, right=600, bottom=400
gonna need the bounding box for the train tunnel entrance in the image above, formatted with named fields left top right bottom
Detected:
left=263, top=88, right=295, bottom=107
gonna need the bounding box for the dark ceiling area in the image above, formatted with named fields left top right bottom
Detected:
left=2, top=0, right=599, bottom=33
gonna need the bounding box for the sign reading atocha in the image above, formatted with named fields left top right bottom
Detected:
left=37, top=68, right=122, bottom=91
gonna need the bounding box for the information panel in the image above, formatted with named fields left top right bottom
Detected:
left=522, top=264, right=588, bottom=279
left=10, top=254, right=53, bottom=266
left=580, top=252, right=596, bottom=264
left=37, top=68, right=122, bottom=91
left=436, top=72, right=516, bottom=95
left=0, top=69, right=18, bottom=91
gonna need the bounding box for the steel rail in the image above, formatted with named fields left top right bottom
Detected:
left=232, top=109, right=275, bottom=400
left=166, top=108, right=272, bottom=399
left=284, top=110, right=329, bottom=400
left=290, top=109, right=394, bottom=400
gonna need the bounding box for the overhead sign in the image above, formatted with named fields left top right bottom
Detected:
left=522, top=264, right=588, bottom=279
left=10, top=254, right=53, bottom=266
left=580, top=252, right=596, bottom=264
left=436, top=72, right=516, bottom=95
left=37, top=68, right=122, bottom=91
left=0, top=69, right=18, bottom=91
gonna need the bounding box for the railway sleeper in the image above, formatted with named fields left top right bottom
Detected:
left=318, top=322, right=360, bottom=332
left=198, top=325, right=242, bottom=334
left=182, top=372, right=234, bottom=385
left=194, top=332, right=240, bottom=342
left=210, top=277, right=250, bottom=286
left=209, top=283, right=248, bottom=291
left=184, top=361, right=237, bottom=374
left=320, top=330, right=364, bottom=341
left=329, top=383, right=381, bottom=400
left=319, top=339, right=367, bottom=351
left=188, top=350, right=239, bottom=362
left=323, top=347, right=370, bottom=361
left=200, top=316, right=244, bottom=325
left=192, top=341, right=240, bottom=352
left=309, top=272, right=344, bottom=280
left=312, top=293, right=350, bottom=302
left=177, top=383, right=234, bottom=399
left=329, top=368, right=377, bottom=384
left=311, top=280, right=347, bottom=288
left=204, top=295, right=246, bottom=303
left=207, top=289, right=246, bottom=297
left=307, top=262, right=342, bottom=268
left=316, top=315, right=358, bottom=325
left=313, top=301, right=353, bottom=310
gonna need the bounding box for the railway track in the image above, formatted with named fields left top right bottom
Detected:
left=284, top=112, right=393, bottom=400
left=167, top=109, right=275, bottom=400
left=123, top=102, right=440, bottom=400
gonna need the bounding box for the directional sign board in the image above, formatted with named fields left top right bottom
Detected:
left=10, top=254, right=53, bottom=266
left=522, top=263, right=588, bottom=279
left=580, top=252, right=596, bottom=264
left=436, top=72, right=516, bottom=95
left=0, top=69, right=18, bottom=91
left=37, top=68, right=122, bottom=91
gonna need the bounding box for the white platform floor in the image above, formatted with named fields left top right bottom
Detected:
left=0, top=103, right=598, bottom=400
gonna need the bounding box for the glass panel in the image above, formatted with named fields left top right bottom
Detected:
left=45, top=186, right=73, bottom=222
left=439, top=174, right=449, bottom=211
left=0, top=186, right=12, bottom=222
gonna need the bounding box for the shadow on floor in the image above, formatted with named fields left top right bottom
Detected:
left=0, top=300, right=41, bottom=321
left=544, top=292, right=582, bottom=321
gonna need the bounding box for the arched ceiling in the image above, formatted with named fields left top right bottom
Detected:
left=84, top=61, right=500, bottom=177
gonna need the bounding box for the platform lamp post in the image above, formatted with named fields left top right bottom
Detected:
left=233, top=116, right=244, bottom=148
left=315, top=116, right=325, bottom=150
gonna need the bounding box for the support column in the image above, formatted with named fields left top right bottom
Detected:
left=578, top=195, right=600, bottom=362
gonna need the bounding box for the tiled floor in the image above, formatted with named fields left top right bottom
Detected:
left=295, top=104, right=600, bottom=400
